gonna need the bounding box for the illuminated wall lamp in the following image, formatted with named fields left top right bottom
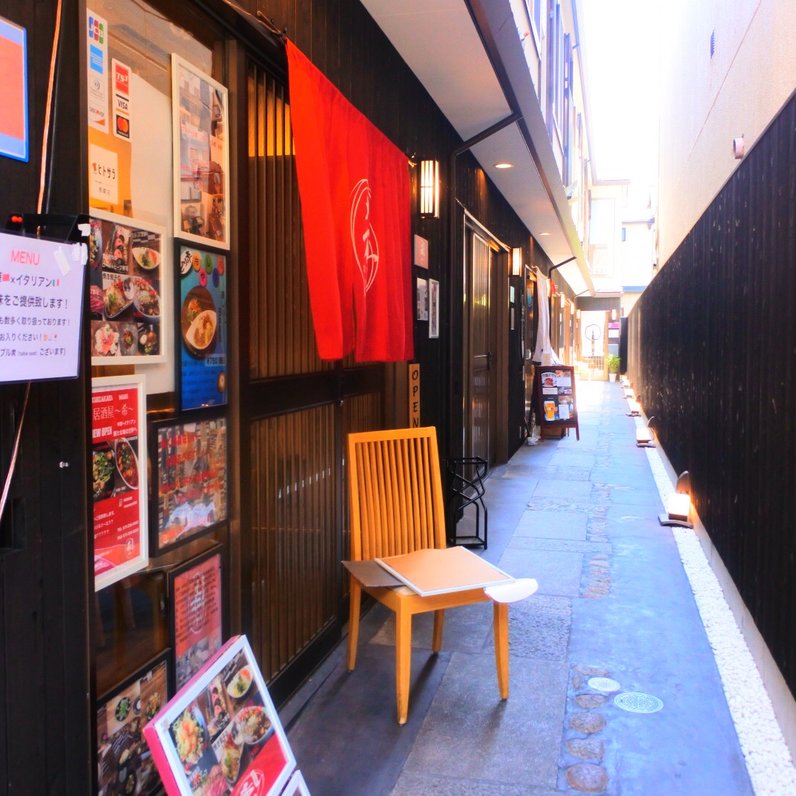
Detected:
left=635, top=416, right=656, bottom=447
left=419, top=159, right=440, bottom=218
left=511, top=247, right=523, bottom=276
left=659, top=471, right=693, bottom=528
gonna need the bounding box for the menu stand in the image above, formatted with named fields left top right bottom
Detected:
left=446, top=456, right=488, bottom=549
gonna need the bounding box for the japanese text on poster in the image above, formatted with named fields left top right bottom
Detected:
left=0, top=231, right=86, bottom=382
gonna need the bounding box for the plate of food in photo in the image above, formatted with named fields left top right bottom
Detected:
left=115, top=439, right=139, bottom=491
left=171, top=706, right=207, bottom=770
left=92, top=444, right=116, bottom=500
left=181, top=286, right=217, bottom=357
left=93, top=321, right=121, bottom=357
left=104, top=280, right=133, bottom=319
left=131, top=276, right=160, bottom=319
left=234, top=705, right=271, bottom=746
left=119, top=324, right=138, bottom=356
left=225, top=666, right=252, bottom=700
left=131, top=246, right=160, bottom=271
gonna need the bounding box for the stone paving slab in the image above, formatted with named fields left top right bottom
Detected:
left=397, top=653, right=569, bottom=790
left=514, top=508, right=588, bottom=540
left=548, top=450, right=598, bottom=469
left=500, top=545, right=583, bottom=597
left=533, top=478, right=594, bottom=500
left=392, top=774, right=562, bottom=796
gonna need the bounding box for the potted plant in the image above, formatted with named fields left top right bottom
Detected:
left=607, top=354, right=620, bottom=381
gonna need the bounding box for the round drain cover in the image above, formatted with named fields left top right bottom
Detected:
left=614, top=692, right=664, bottom=714
left=588, top=677, right=621, bottom=693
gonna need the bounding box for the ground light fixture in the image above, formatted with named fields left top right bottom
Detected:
left=419, top=159, right=440, bottom=218
left=659, top=470, right=693, bottom=528
left=636, top=415, right=656, bottom=447
left=627, top=397, right=641, bottom=416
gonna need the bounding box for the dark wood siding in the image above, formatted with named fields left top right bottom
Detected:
left=628, top=92, right=796, bottom=694
left=0, top=0, right=91, bottom=792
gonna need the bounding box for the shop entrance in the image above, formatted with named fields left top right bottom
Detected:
left=463, top=227, right=497, bottom=465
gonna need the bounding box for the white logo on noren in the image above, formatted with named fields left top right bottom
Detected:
left=350, top=178, right=380, bottom=293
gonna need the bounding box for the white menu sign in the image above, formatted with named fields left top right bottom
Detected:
left=0, top=231, right=87, bottom=382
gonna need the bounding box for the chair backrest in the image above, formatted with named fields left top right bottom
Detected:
left=347, top=426, right=447, bottom=561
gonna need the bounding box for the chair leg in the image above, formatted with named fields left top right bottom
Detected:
left=494, top=601, right=509, bottom=700
left=347, top=578, right=362, bottom=671
left=395, top=606, right=413, bottom=724
left=432, top=609, right=445, bottom=653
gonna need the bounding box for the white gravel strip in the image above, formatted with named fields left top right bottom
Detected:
left=640, top=422, right=796, bottom=795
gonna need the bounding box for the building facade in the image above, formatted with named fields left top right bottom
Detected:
left=0, top=0, right=605, bottom=788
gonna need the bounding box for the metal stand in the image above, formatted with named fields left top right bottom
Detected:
left=446, top=457, right=488, bottom=549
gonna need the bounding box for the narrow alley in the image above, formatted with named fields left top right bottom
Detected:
left=284, top=380, right=790, bottom=795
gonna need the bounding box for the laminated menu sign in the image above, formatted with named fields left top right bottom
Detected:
left=0, top=231, right=86, bottom=383
left=172, top=549, right=223, bottom=690
left=92, top=374, right=148, bottom=590
left=535, top=365, right=580, bottom=440
left=144, top=635, right=297, bottom=796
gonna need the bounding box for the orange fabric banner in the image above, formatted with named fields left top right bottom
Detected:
left=286, top=41, right=413, bottom=362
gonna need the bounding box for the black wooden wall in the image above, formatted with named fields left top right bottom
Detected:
left=0, top=0, right=92, bottom=792
left=628, top=91, right=796, bottom=694
left=248, top=0, right=533, bottom=463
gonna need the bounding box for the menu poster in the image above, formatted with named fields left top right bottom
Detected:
left=535, top=365, right=580, bottom=440
left=144, top=635, right=297, bottom=796
left=169, top=548, right=223, bottom=690
left=97, top=653, right=169, bottom=796
left=171, top=54, right=230, bottom=250
left=89, top=210, right=168, bottom=364
left=0, top=231, right=86, bottom=383
left=152, top=414, right=227, bottom=554
left=92, top=374, right=149, bottom=591
left=176, top=244, right=227, bottom=410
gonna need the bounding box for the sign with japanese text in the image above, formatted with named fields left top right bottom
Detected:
left=89, top=210, right=168, bottom=364
left=0, top=230, right=86, bottom=382
left=171, top=549, right=223, bottom=690
left=92, top=374, right=148, bottom=591
left=144, top=635, right=296, bottom=796
left=0, top=16, right=29, bottom=162
left=177, top=244, right=227, bottom=410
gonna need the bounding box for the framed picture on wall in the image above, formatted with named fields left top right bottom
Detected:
left=429, top=278, right=440, bottom=338
left=175, top=242, right=228, bottom=411
left=92, top=374, right=149, bottom=591
left=97, top=651, right=169, bottom=796
left=171, top=54, right=230, bottom=249
left=150, top=412, right=228, bottom=554
left=168, top=545, right=224, bottom=691
left=88, top=210, right=169, bottom=364
left=416, top=277, right=428, bottom=321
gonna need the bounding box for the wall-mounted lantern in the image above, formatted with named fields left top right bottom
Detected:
left=419, top=159, right=440, bottom=218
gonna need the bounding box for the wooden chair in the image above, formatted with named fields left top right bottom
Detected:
left=346, top=426, right=509, bottom=724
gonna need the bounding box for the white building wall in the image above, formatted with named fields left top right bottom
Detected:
left=658, top=0, right=796, bottom=264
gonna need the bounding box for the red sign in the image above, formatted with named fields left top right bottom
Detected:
left=173, top=552, right=223, bottom=689
left=92, top=375, right=148, bottom=589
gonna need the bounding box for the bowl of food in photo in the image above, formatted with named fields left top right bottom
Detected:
left=181, top=286, right=217, bottom=357
left=115, top=439, right=139, bottom=491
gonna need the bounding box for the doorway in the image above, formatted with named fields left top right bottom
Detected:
left=463, top=226, right=497, bottom=464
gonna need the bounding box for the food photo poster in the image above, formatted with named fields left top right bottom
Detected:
left=172, top=54, right=230, bottom=250
left=151, top=414, right=228, bottom=554
left=97, top=653, right=169, bottom=796
left=92, top=374, right=149, bottom=591
left=89, top=210, right=168, bottom=364
left=169, top=548, right=223, bottom=691
left=144, top=635, right=297, bottom=796
left=176, top=244, right=228, bottom=411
